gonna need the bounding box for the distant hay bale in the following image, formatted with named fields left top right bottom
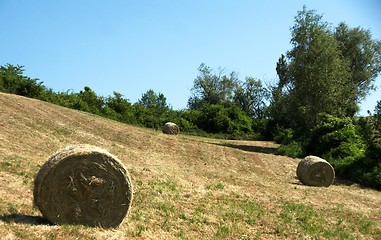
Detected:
left=33, top=145, right=133, bottom=228
left=296, top=155, right=335, bottom=187
left=162, top=122, right=179, bottom=135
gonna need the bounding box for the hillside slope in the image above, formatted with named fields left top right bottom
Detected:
left=0, top=92, right=380, bottom=239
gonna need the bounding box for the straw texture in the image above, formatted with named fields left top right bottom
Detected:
left=33, top=145, right=133, bottom=228
left=296, top=155, right=335, bottom=187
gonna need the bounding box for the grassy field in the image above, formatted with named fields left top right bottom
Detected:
left=0, top=92, right=380, bottom=239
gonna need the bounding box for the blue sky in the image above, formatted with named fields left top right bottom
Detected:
left=1, top=0, right=380, bottom=115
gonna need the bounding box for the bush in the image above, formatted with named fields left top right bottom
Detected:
left=277, top=141, right=304, bottom=158
left=0, top=64, right=46, bottom=99
left=362, top=164, right=381, bottom=190
left=305, top=113, right=366, bottom=180
left=310, top=113, right=381, bottom=189
left=196, top=104, right=230, bottom=133
left=273, top=126, right=294, bottom=144
left=226, top=105, right=253, bottom=134
left=358, top=128, right=381, bottom=189
left=306, top=113, right=364, bottom=156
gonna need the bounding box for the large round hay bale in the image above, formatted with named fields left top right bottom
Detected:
left=33, top=145, right=133, bottom=228
left=162, top=122, right=180, bottom=135
left=296, top=156, right=335, bottom=187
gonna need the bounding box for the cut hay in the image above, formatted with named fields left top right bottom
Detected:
left=162, top=122, right=180, bottom=135
left=296, top=155, right=335, bottom=187
left=33, top=145, right=133, bottom=228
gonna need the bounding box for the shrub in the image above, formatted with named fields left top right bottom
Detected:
left=226, top=105, right=253, bottom=134
left=0, top=64, right=46, bottom=99
left=277, top=141, right=304, bottom=158
left=273, top=126, right=294, bottom=144
left=196, top=104, right=230, bottom=133
left=359, top=128, right=381, bottom=189
left=362, top=164, right=381, bottom=190
left=177, top=117, right=197, bottom=132
left=306, top=113, right=364, bottom=156
left=305, top=113, right=366, bottom=179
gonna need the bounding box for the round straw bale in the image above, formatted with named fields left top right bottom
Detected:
left=296, top=155, right=335, bottom=187
left=162, top=122, right=180, bottom=135
left=33, top=145, right=133, bottom=228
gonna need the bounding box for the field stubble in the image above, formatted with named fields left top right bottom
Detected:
left=0, top=93, right=380, bottom=239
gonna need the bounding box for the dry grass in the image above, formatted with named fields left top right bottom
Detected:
left=0, top=92, right=380, bottom=239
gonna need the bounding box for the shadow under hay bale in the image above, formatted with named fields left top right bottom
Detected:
left=296, top=155, right=335, bottom=187
left=162, top=122, right=179, bottom=135
left=0, top=214, right=52, bottom=225
left=33, top=145, right=133, bottom=228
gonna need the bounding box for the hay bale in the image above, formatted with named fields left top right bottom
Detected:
left=296, top=155, right=335, bottom=187
left=162, top=122, right=180, bottom=135
left=33, top=145, right=133, bottom=228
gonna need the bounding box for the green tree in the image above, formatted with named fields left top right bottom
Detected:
left=226, top=104, right=253, bottom=134
left=233, top=77, right=269, bottom=119
left=138, top=89, right=170, bottom=113
left=105, top=91, right=131, bottom=114
left=135, top=89, right=171, bottom=129
left=102, top=91, right=132, bottom=121
left=335, top=23, right=381, bottom=115
left=374, top=100, right=381, bottom=131
left=272, top=7, right=381, bottom=133
left=188, top=63, right=239, bottom=110
left=0, top=64, right=45, bottom=98
left=289, top=7, right=350, bottom=129
left=0, top=64, right=24, bottom=93
left=77, top=86, right=104, bottom=113
left=196, top=104, right=231, bottom=133
left=267, top=55, right=293, bottom=131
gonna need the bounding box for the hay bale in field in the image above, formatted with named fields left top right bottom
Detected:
left=162, top=122, right=180, bottom=135
left=296, top=155, right=335, bottom=187
left=33, top=145, right=133, bottom=228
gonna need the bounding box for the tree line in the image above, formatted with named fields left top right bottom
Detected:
left=1, top=6, right=381, bottom=189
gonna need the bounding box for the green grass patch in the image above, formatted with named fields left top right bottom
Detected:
left=206, top=182, right=225, bottom=190
left=215, top=223, right=229, bottom=237
left=220, top=193, right=263, bottom=226
left=276, top=201, right=380, bottom=239
left=147, top=179, right=179, bottom=198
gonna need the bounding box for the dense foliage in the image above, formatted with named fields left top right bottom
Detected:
left=270, top=7, right=381, bottom=189
left=270, top=7, right=381, bottom=133
left=1, top=6, right=381, bottom=189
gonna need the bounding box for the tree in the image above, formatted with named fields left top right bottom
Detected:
left=105, top=91, right=131, bottom=114
left=0, top=64, right=45, bottom=98
left=335, top=23, right=381, bottom=115
left=0, top=64, right=23, bottom=93
left=233, top=77, right=269, bottom=119
left=272, top=7, right=381, bottom=133
left=188, top=63, right=239, bottom=110
left=138, top=89, right=170, bottom=113
left=289, top=7, right=351, bottom=128
left=77, top=86, right=104, bottom=113
left=374, top=100, right=381, bottom=132
left=268, top=55, right=293, bottom=128
left=196, top=104, right=231, bottom=133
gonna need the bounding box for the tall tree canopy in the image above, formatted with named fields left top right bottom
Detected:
left=233, top=77, right=269, bottom=119
left=188, top=63, right=239, bottom=110
left=271, top=6, right=381, bottom=132
left=335, top=23, right=381, bottom=114
left=139, top=89, right=169, bottom=113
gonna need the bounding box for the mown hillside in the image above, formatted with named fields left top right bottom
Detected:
left=0, top=92, right=380, bottom=239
